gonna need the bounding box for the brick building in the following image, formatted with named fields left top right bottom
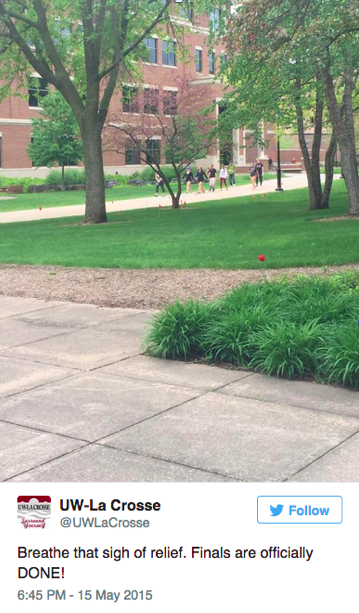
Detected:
left=0, top=5, right=310, bottom=178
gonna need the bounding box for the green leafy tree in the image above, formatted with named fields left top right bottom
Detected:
left=220, top=0, right=359, bottom=215
left=28, top=91, right=83, bottom=190
left=0, top=0, right=184, bottom=223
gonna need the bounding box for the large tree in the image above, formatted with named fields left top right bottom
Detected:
left=28, top=90, right=83, bottom=190
left=221, top=0, right=359, bottom=215
left=107, top=78, right=214, bottom=208
left=0, top=0, right=184, bottom=223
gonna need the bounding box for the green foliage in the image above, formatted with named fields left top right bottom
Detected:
left=317, top=323, right=359, bottom=388
left=130, top=167, right=178, bottom=181
left=143, top=300, right=213, bottom=360
left=45, top=169, right=86, bottom=186
left=0, top=176, right=45, bottom=193
left=144, top=272, right=359, bottom=388
left=248, top=322, right=322, bottom=379
left=28, top=91, right=83, bottom=181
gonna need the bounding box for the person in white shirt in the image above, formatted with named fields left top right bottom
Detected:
left=219, top=165, right=228, bottom=190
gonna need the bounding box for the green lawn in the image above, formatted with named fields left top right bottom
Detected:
left=0, top=174, right=254, bottom=213
left=0, top=181, right=358, bottom=269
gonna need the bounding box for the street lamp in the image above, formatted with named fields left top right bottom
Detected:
left=275, top=133, right=283, bottom=192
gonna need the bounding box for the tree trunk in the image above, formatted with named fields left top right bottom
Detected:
left=61, top=165, right=66, bottom=191
left=81, top=119, right=107, bottom=224
left=325, top=67, right=359, bottom=216
left=321, top=133, right=337, bottom=209
left=296, top=103, right=322, bottom=210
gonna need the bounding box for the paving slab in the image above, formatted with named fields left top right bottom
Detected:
left=0, top=318, right=72, bottom=351
left=218, top=374, right=359, bottom=418
left=14, top=302, right=145, bottom=329
left=100, top=355, right=251, bottom=391
left=0, top=371, right=200, bottom=441
left=0, top=422, right=86, bottom=481
left=8, top=443, right=234, bottom=482
left=2, top=328, right=142, bottom=370
left=0, top=295, right=58, bottom=319
left=289, top=433, right=359, bottom=482
left=99, top=392, right=359, bottom=481
left=96, top=311, right=156, bottom=335
left=0, top=355, right=73, bottom=399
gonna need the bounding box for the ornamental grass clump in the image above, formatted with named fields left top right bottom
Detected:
left=248, top=321, right=323, bottom=380
left=202, top=304, right=274, bottom=366
left=317, top=323, right=359, bottom=388
left=143, top=299, right=214, bottom=360
left=143, top=274, right=359, bottom=388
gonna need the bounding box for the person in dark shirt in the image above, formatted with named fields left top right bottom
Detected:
left=255, top=158, right=264, bottom=186
left=249, top=163, right=257, bottom=189
left=207, top=164, right=217, bottom=192
left=196, top=166, right=206, bottom=194
left=185, top=167, right=194, bottom=193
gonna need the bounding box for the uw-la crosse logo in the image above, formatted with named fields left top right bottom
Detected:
left=17, top=496, right=51, bottom=529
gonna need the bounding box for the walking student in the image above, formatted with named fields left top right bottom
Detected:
left=185, top=167, right=194, bottom=193
left=196, top=166, right=206, bottom=194
left=255, top=158, right=264, bottom=186
left=228, top=162, right=236, bottom=186
left=155, top=172, right=165, bottom=196
left=249, top=163, right=257, bottom=189
left=219, top=164, right=228, bottom=190
left=207, top=164, right=217, bottom=192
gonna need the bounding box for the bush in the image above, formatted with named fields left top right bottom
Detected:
left=144, top=273, right=359, bottom=388
left=143, top=300, right=214, bottom=360
left=317, top=323, right=359, bottom=388
left=130, top=166, right=180, bottom=182
left=248, top=321, right=322, bottom=379
left=0, top=177, right=45, bottom=193
left=46, top=169, right=86, bottom=186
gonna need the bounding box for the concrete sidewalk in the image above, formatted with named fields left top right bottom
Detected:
left=1, top=296, right=358, bottom=482
left=0, top=173, right=320, bottom=224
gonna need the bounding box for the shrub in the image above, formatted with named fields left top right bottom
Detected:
left=143, top=273, right=359, bottom=388
left=130, top=166, right=179, bottom=182
left=248, top=321, right=323, bottom=379
left=0, top=177, right=45, bottom=193
left=202, top=305, right=273, bottom=366
left=46, top=169, right=86, bottom=186
left=317, top=323, right=359, bottom=388
left=143, top=300, right=213, bottom=360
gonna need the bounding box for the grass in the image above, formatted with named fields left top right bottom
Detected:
left=0, top=185, right=156, bottom=213
left=0, top=181, right=358, bottom=269
left=144, top=273, right=359, bottom=388
left=0, top=174, right=254, bottom=213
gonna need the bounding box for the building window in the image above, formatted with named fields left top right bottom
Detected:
left=122, top=85, right=139, bottom=113
left=195, top=48, right=203, bottom=73
left=125, top=139, right=141, bottom=165
left=162, top=40, right=177, bottom=66
left=163, top=90, right=177, bottom=116
left=146, top=139, right=161, bottom=165
left=144, top=88, right=159, bottom=114
left=210, top=8, right=221, bottom=30
left=28, top=77, right=48, bottom=108
left=221, top=52, right=227, bottom=66
left=144, top=37, right=157, bottom=64
left=209, top=51, right=215, bottom=74
left=179, top=2, right=194, bottom=20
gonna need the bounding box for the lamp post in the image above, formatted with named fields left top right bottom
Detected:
left=275, top=133, right=283, bottom=191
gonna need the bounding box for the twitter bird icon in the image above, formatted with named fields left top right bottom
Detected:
left=270, top=504, right=284, bottom=517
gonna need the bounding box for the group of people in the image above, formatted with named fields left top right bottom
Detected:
left=155, top=158, right=266, bottom=196
left=185, top=163, right=237, bottom=194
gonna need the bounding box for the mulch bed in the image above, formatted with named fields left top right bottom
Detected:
left=1, top=264, right=359, bottom=310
